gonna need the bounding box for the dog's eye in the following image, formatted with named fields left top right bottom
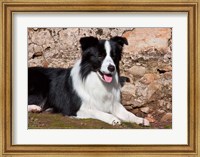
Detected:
left=98, top=54, right=104, bottom=60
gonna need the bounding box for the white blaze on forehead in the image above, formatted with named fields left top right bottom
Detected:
left=104, top=40, right=114, bottom=64
left=99, top=40, right=115, bottom=75
left=104, top=40, right=111, bottom=57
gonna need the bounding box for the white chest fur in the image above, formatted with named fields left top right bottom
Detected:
left=84, top=71, right=120, bottom=112
left=71, top=60, right=121, bottom=113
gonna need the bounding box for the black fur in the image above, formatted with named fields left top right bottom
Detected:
left=28, top=67, right=81, bottom=116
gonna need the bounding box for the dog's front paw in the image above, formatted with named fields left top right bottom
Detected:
left=143, top=118, right=150, bottom=126
left=28, top=105, right=42, bottom=113
left=111, top=118, right=121, bottom=126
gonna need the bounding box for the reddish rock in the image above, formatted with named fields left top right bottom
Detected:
left=159, top=100, right=165, bottom=107
left=123, top=28, right=171, bottom=53
left=166, top=102, right=172, bottom=110
left=163, top=65, right=172, bottom=72
left=144, top=82, right=162, bottom=100
left=121, top=94, right=134, bottom=106
left=127, top=65, right=146, bottom=77
left=164, top=72, right=172, bottom=79
left=158, top=109, right=165, bottom=114
left=146, top=114, right=156, bottom=123
left=140, top=73, right=159, bottom=85
left=31, top=29, right=54, bottom=46
left=161, top=113, right=172, bottom=122
left=42, top=60, right=49, bottom=68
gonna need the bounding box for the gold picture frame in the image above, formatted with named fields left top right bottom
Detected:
left=0, top=0, right=199, bottom=156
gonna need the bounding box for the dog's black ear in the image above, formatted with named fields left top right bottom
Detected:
left=79, top=36, right=99, bottom=51
left=110, top=36, right=128, bottom=47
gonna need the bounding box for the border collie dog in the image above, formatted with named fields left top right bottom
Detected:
left=28, top=36, right=150, bottom=126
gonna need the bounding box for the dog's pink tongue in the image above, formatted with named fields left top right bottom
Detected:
left=103, top=74, right=113, bottom=83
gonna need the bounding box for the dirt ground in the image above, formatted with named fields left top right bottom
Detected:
left=28, top=112, right=172, bottom=129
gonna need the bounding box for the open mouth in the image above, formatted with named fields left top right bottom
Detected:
left=97, top=71, right=113, bottom=83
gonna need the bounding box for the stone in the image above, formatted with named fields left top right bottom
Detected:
left=159, top=100, right=165, bottom=107
left=28, top=44, right=34, bottom=59
left=141, top=82, right=162, bottom=102
left=166, top=102, right=172, bottom=110
left=127, top=65, right=146, bottom=77
left=131, top=99, right=144, bottom=108
left=145, top=82, right=162, bottom=100
left=31, top=30, right=53, bottom=46
left=121, top=83, right=145, bottom=108
left=123, top=28, right=172, bottom=53
left=140, top=73, right=159, bottom=85
left=161, top=113, right=172, bottom=122
left=121, top=83, right=136, bottom=106
left=164, top=53, right=172, bottom=62
left=33, top=45, right=43, bottom=53
left=140, top=107, right=150, bottom=114
left=124, top=106, right=133, bottom=111
left=163, top=65, right=172, bottom=72
left=121, top=82, right=136, bottom=96
left=146, top=114, right=156, bottom=123
left=158, top=109, right=165, bottom=114
left=42, top=60, right=49, bottom=68
left=164, top=72, right=172, bottom=79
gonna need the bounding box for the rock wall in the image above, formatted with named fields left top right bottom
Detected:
left=28, top=28, right=172, bottom=128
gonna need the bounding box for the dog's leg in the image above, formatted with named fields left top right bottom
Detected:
left=28, top=105, right=42, bottom=113
left=112, top=103, right=150, bottom=126
left=76, top=107, right=121, bottom=126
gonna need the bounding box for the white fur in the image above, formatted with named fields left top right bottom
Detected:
left=70, top=59, right=150, bottom=126
left=100, top=41, right=115, bottom=74
left=28, top=105, right=42, bottom=113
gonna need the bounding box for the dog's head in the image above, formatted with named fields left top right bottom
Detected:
left=79, top=36, right=128, bottom=83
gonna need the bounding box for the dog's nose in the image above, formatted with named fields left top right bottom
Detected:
left=108, top=65, right=115, bottom=72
